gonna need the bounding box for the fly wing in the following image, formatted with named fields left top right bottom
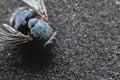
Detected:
left=22, top=0, right=48, bottom=17
left=39, top=0, right=47, bottom=17
left=0, top=24, right=32, bottom=46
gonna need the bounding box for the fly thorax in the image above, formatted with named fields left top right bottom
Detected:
left=28, top=18, right=39, bottom=29
left=30, top=20, right=53, bottom=41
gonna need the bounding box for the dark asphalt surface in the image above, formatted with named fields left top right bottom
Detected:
left=0, top=0, right=120, bottom=80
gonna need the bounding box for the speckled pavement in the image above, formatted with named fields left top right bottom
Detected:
left=0, top=0, right=120, bottom=80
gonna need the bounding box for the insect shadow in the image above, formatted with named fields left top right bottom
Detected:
left=11, top=40, right=56, bottom=72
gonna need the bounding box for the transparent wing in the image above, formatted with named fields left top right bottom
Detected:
left=0, top=24, right=32, bottom=46
left=22, top=0, right=48, bottom=17
left=40, top=0, right=47, bottom=16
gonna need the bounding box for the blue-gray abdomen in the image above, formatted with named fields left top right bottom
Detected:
left=10, top=7, right=36, bottom=34
left=14, top=9, right=34, bottom=27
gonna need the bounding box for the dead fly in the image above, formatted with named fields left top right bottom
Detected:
left=0, top=0, right=57, bottom=47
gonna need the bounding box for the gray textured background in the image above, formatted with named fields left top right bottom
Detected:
left=0, top=0, right=120, bottom=80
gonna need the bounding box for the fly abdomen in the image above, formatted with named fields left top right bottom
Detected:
left=10, top=7, right=36, bottom=35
